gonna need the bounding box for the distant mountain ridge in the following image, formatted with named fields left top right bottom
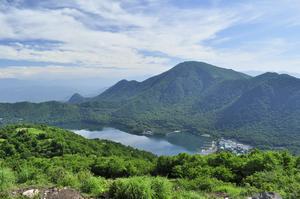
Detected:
left=71, top=61, right=250, bottom=103
left=0, top=78, right=109, bottom=103
left=1, top=61, right=300, bottom=153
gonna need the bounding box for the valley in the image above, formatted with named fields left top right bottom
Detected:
left=0, top=61, right=300, bottom=153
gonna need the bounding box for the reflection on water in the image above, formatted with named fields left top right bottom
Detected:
left=73, top=127, right=212, bottom=156
left=166, top=132, right=212, bottom=152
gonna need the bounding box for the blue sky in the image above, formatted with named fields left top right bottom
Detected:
left=0, top=0, right=300, bottom=80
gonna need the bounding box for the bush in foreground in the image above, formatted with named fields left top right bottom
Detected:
left=0, top=167, right=15, bottom=192
left=109, top=176, right=172, bottom=199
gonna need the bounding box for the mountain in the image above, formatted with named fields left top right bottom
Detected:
left=0, top=78, right=109, bottom=103
left=217, top=73, right=300, bottom=150
left=68, top=93, right=87, bottom=104
left=69, top=62, right=300, bottom=153
left=244, top=70, right=300, bottom=78
left=90, top=61, right=250, bottom=103
left=1, top=61, right=300, bottom=153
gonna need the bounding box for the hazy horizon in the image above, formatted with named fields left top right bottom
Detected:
left=1, top=61, right=300, bottom=103
left=1, top=0, right=300, bottom=102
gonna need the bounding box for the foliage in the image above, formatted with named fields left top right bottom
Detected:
left=1, top=124, right=300, bottom=198
left=92, top=156, right=154, bottom=178
left=109, top=177, right=153, bottom=199
left=1, top=61, right=300, bottom=153
left=0, top=167, right=15, bottom=192
left=109, top=177, right=172, bottom=199
left=78, top=171, right=108, bottom=196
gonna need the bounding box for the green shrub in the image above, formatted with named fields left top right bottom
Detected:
left=213, top=184, right=243, bottom=198
left=109, top=177, right=172, bottom=199
left=48, top=166, right=65, bottom=184
left=0, top=167, right=15, bottom=191
left=151, top=177, right=172, bottom=199
left=78, top=171, right=108, bottom=196
left=109, top=177, right=153, bottom=199
left=57, top=171, right=79, bottom=188
left=92, top=157, right=154, bottom=178
left=243, top=170, right=300, bottom=198
left=47, top=166, right=78, bottom=187
left=212, top=166, right=235, bottom=182
left=179, top=177, right=222, bottom=192
left=17, top=164, right=36, bottom=184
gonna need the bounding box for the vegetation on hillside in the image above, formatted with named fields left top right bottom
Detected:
left=1, top=125, right=300, bottom=198
left=0, top=61, right=300, bottom=153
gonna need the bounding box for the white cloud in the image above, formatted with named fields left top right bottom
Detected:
left=0, top=65, right=163, bottom=80
left=0, top=0, right=299, bottom=80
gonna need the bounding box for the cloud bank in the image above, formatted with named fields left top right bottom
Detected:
left=0, top=0, right=300, bottom=80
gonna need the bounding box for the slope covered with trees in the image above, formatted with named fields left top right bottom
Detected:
left=1, top=125, right=300, bottom=198
left=0, top=61, right=300, bottom=153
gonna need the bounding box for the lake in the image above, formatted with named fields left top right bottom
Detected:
left=72, top=127, right=213, bottom=156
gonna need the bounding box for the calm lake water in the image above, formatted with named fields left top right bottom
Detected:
left=72, top=127, right=212, bottom=156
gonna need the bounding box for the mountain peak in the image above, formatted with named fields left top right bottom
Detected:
left=172, top=61, right=217, bottom=71
left=169, top=61, right=250, bottom=81
left=255, top=72, right=299, bottom=83
left=94, top=61, right=251, bottom=104
left=68, top=93, right=86, bottom=104
left=258, top=72, right=279, bottom=78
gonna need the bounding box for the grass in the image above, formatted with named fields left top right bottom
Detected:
left=27, top=128, right=45, bottom=135
left=212, top=185, right=245, bottom=198
left=173, top=190, right=211, bottom=199
left=16, top=127, right=44, bottom=135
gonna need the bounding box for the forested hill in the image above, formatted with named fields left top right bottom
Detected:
left=1, top=61, right=300, bottom=153
left=70, top=61, right=300, bottom=153
left=1, top=124, right=300, bottom=198
left=73, top=61, right=250, bottom=103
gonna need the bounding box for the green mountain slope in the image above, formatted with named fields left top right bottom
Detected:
left=0, top=124, right=155, bottom=160
left=216, top=73, right=300, bottom=151
left=0, top=101, right=81, bottom=124
left=1, top=61, right=300, bottom=153
left=92, top=61, right=252, bottom=134
left=1, top=125, right=300, bottom=198
left=78, top=63, right=300, bottom=153
left=68, top=93, right=87, bottom=104
left=91, top=61, right=250, bottom=104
